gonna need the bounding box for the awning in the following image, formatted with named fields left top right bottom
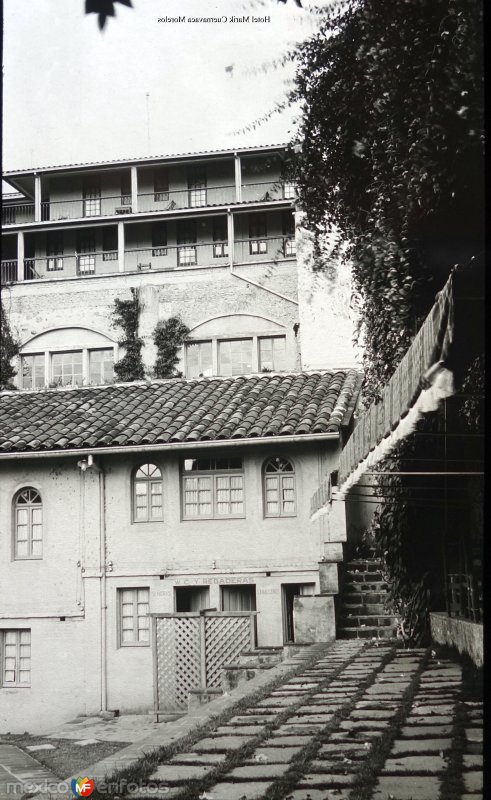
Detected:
left=337, top=271, right=456, bottom=497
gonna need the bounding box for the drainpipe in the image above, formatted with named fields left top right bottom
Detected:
left=77, top=454, right=107, bottom=713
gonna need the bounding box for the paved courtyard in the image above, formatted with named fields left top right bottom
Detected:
left=1, top=640, right=482, bottom=799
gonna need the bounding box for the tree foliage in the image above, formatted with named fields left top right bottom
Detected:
left=85, top=0, right=132, bottom=30
left=291, top=0, right=484, bottom=403
left=0, top=297, right=19, bottom=391
left=153, top=316, right=190, bottom=379
left=112, top=288, right=145, bottom=382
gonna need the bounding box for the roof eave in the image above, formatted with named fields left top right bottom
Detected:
left=0, top=431, right=340, bottom=461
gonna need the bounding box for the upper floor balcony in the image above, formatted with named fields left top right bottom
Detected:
left=1, top=208, right=296, bottom=284
left=2, top=145, right=296, bottom=229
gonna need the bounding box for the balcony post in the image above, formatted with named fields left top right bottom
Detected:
left=234, top=154, right=242, bottom=203
left=118, top=222, right=125, bottom=272
left=34, top=174, right=42, bottom=222
left=227, top=209, right=234, bottom=268
left=131, top=166, right=138, bottom=213
left=17, top=231, right=25, bottom=281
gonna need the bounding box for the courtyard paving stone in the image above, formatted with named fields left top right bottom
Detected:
left=193, top=735, right=252, bottom=751
left=245, top=745, right=302, bottom=763
left=382, top=754, right=446, bottom=773
left=390, top=737, right=452, bottom=754
left=148, top=763, right=214, bottom=782
left=371, top=775, right=441, bottom=799
left=204, top=781, right=272, bottom=799
left=463, top=770, right=483, bottom=792
left=229, top=763, right=290, bottom=779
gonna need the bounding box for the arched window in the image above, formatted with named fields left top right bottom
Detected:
left=263, top=458, right=296, bottom=518
left=14, top=488, right=43, bottom=559
left=133, top=464, right=163, bottom=522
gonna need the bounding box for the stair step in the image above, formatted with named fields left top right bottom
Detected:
left=344, top=582, right=388, bottom=592
left=337, top=626, right=397, bottom=640
left=343, top=603, right=388, bottom=615
left=345, top=570, right=385, bottom=582
left=348, top=559, right=383, bottom=571
left=339, top=615, right=398, bottom=628
left=344, top=592, right=388, bottom=604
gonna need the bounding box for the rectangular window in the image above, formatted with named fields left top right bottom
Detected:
left=152, top=222, right=168, bottom=257
left=1, top=630, right=31, bottom=687
left=188, top=166, right=207, bottom=207
left=264, top=474, right=296, bottom=516
left=282, top=211, right=296, bottom=256
left=102, top=227, right=118, bottom=261
left=175, top=586, right=210, bottom=612
left=218, top=339, right=253, bottom=376
left=121, top=173, right=132, bottom=206
left=118, top=588, right=150, bottom=646
left=186, top=341, right=213, bottom=378
left=221, top=585, right=256, bottom=611
left=46, top=232, right=64, bottom=271
left=89, top=349, right=114, bottom=385
left=182, top=457, right=244, bottom=519
left=83, top=177, right=101, bottom=217
left=21, top=354, right=45, bottom=389
left=249, top=213, right=268, bottom=255
left=283, top=181, right=296, bottom=199
left=259, top=336, right=286, bottom=372
left=52, top=351, right=83, bottom=387
left=213, top=217, right=229, bottom=258
left=177, top=220, right=197, bottom=266
left=77, top=231, right=96, bottom=274
left=154, top=168, right=169, bottom=202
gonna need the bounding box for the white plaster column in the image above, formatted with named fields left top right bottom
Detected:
left=117, top=222, right=125, bottom=272
left=227, top=210, right=235, bottom=268
left=82, top=348, right=90, bottom=385
left=17, top=231, right=25, bottom=282
left=234, top=154, right=242, bottom=203
left=131, top=166, right=138, bottom=213
left=34, top=175, right=42, bottom=222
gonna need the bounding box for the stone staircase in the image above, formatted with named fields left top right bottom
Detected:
left=337, top=557, right=399, bottom=639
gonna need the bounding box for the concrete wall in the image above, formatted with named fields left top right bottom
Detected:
left=0, top=439, right=344, bottom=730
left=5, top=257, right=299, bottom=384
left=296, top=222, right=360, bottom=370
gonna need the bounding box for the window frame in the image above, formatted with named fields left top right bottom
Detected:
left=132, top=464, right=164, bottom=523
left=20, top=353, right=45, bottom=389
left=258, top=335, right=287, bottom=373
left=185, top=340, right=213, bottom=379
left=218, top=338, right=253, bottom=377
left=13, top=488, right=43, bottom=561
left=51, top=350, right=84, bottom=387
left=89, top=348, right=115, bottom=385
left=151, top=222, right=168, bottom=257
left=154, top=168, right=170, bottom=202
left=262, top=457, right=297, bottom=518
left=117, top=588, right=150, bottom=647
left=1, top=629, right=31, bottom=687
left=181, top=457, right=245, bottom=521
left=46, top=231, right=64, bottom=272
left=83, top=177, right=101, bottom=217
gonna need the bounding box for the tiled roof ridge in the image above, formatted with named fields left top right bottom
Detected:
left=3, top=142, right=289, bottom=176
left=0, top=368, right=363, bottom=397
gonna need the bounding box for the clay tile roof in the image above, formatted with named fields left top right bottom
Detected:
left=0, top=371, right=363, bottom=455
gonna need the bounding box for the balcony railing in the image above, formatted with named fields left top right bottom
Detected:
left=2, top=204, right=35, bottom=225
left=234, top=236, right=296, bottom=263
left=4, top=236, right=295, bottom=282
left=1, top=259, right=19, bottom=282
left=1, top=182, right=295, bottom=226
left=447, top=572, right=482, bottom=623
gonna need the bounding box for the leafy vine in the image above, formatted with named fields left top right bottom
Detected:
left=112, top=288, right=145, bottom=382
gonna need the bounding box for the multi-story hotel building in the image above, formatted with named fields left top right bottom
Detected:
left=0, top=144, right=360, bottom=732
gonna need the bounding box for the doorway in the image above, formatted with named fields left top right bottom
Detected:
left=281, top=583, right=315, bottom=642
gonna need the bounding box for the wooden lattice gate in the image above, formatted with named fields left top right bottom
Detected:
left=152, top=611, right=257, bottom=716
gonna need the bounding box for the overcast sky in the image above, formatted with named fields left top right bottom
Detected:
left=2, top=0, right=324, bottom=172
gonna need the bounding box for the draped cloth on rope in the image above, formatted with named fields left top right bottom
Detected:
left=337, top=272, right=455, bottom=498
